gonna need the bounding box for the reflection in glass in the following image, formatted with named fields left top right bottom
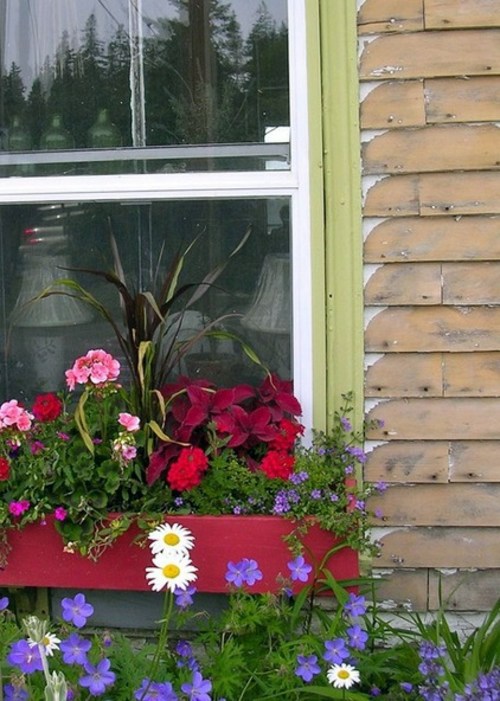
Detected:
left=0, top=0, right=289, bottom=175
left=0, top=198, right=292, bottom=400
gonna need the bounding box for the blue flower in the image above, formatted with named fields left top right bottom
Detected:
left=400, top=682, right=413, bottom=693
left=174, top=584, right=196, bottom=609
left=0, top=596, right=9, bottom=611
left=323, top=638, right=350, bottom=665
left=295, top=654, right=321, bottom=682
left=79, top=658, right=116, bottom=696
left=346, top=624, right=368, bottom=651
left=7, top=640, right=43, bottom=674
left=4, top=683, right=29, bottom=701
left=181, top=670, right=212, bottom=701
left=340, top=417, right=352, bottom=432
left=61, top=593, right=94, bottom=628
left=60, top=632, right=92, bottom=665
left=134, top=679, right=178, bottom=701
left=287, top=555, right=313, bottom=583
left=225, top=558, right=262, bottom=588
left=344, top=593, right=367, bottom=618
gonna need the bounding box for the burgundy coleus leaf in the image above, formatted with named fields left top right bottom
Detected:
left=146, top=442, right=181, bottom=485
left=215, top=405, right=276, bottom=448
left=258, top=374, right=302, bottom=418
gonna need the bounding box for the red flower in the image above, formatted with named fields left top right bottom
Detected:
left=0, top=456, right=10, bottom=481
left=269, top=419, right=304, bottom=451
left=259, top=450, right=295, bottom=480
left=167, top=446, right=209, bottom=491
left=32, top=393, right=63, bottom=422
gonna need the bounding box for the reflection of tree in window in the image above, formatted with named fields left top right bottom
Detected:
left=0, top=1, right=289, bottom=150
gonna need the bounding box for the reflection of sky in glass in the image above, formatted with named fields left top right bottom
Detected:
left=2, top=0, right=287, bottom=90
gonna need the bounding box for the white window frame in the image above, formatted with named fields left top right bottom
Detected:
left=0, top=0, right=313, bottom=429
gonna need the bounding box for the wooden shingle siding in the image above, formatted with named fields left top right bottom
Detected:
left=364, top=216, right=500, bottom=262
left=375, top=527, right=500, bottom=569
left=358, top=0, right=500, bottom=611
left=357, top=0, right=425, bottom=34
left=359, top=31, right=500, bottom=80
left=365, top=353, right=443, bottom=396
left=424, top=77, right=500, bottom=124
left=360, top=81, right=425, bottom=129
left=424, top=0, right=500, bottom=29
left=363, top=125, right=500, bottom=175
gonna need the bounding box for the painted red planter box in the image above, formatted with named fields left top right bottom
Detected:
left=0, top=515, right=358, bottom=593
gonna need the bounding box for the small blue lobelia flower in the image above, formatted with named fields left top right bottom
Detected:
left=181, top=670, right=212, bottom=701
left=295, top=654, right=321, bottom=682
left=7, top=639, right=44, bottom=674
left=0, top=595, right=9, bottom=611
left=60, top=632, right=92, bottom=665
left=61, top=593, right=94, bottom=628
left=79, top=658, right=116, bottom=696
left=287, top=555, right=313, bottom=583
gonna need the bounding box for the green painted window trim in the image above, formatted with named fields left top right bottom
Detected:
left=307, top=0, right=364, bottom=430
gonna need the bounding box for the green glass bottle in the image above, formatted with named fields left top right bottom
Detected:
left=40, top=114, right=74, bottom=150
left=88, top=109, right=122, bottom=174
left=88, top=109, right=122, bottom=148
left=8, top=115, right=32, bottom=151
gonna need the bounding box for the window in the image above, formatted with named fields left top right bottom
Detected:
left=0, top=0, right=312, bottom=425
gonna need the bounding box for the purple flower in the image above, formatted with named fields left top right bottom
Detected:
left=310, top=489, right=322, bottom=500
left=371, top=688, right=381, bottom=696
left=287, top=555, right=313, bottom=583
left=176, top=640, right=193, bottom=658
left=272, top=491, right=291, bottom=514
left=289, top=470, right=308, bottom=485
left=79, top=658, right=116, bottom=697
left=347, top=624, right=368, bottom=651
left=134, top=679, right=178, bottom=701
left=375, top=481, right=388, bottom=492
left=174, top=584, right=196, bottom=609
left=60, top=633, right=92, bottom=665
left=3, top=684, right=29, bottom=701
left=344, top=593, right=367, bottom=618
left=181, top=671, right=212, bottom=701
left=295, top=654, right=321, bottom=682
left=346, top=445, right=367, bottom=463
left=225, top=558, right=262, bottom=588
left=340, top=417, right=352, bottom=432
left=400, top=682, right=413, bottom=693
left=323, top=638, right=350, bottom=665
left=7, top=640, right=44, bottom=674
left=0, top=596, right=9, bottom=611
left=61, top=593, right=94, bottom=628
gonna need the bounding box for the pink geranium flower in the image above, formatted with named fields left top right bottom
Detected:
left=65, top=349, right=120, bottom=390
left=118, top=413, right=140, bottom=432
left=54, top=507, right=68, bottom=521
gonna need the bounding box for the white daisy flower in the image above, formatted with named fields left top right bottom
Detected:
left=145, top=551, right=198, bottom=593
left=327, top=663, right=360, bottom=689
left=28, top=632, right=61, bottom=657
left=148, top=523, right=195, bottom=556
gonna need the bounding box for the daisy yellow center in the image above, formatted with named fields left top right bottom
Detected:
left=163, top=533, right=181, bottom=546
left=42, top=636, right=50, bottom=646
left=162, top=563, right=181, bottom=579
left=338, top=670, right=350, bottom=680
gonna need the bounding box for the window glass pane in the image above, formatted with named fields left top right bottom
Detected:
left=0, top=198, right=292, bottom=400
left=0, top=0, right=289, bottom=176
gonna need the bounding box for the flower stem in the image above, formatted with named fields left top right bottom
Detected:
left=139, top=590, right=174, bottom=701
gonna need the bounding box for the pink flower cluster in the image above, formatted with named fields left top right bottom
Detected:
left=113, top=412, right=141, bottom=464
left=0, top=400, right=33, bottom=433
left=65, top=349, right=120, bottom=391
left=9, top=499, right=30, bottom=517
